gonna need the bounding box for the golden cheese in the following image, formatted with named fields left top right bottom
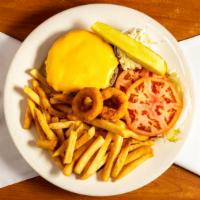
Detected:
left=46, top=30, right=118, bottom=92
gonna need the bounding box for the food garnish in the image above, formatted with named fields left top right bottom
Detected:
left=116, top=28, right=152, bottom=71
left=92, top=22, right=167, bottom=76
left=166, top=129, right=181, bottom=142
left=125, top=77, right=182, bottom=136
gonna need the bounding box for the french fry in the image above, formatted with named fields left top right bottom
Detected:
left=60, top=119, right=69, bottom=122
left=56, top=129, right=65, bottom=144
left=115, top=153, right=153, bottom=180
left=52, top=140, right=68, bottom=157
left=75, top=126, right=95, bottom=149
left=74, top=136, right=105, bottom=174
left=63, top=160, right=75, bottom=176
left=129, top=138, right=140, bottom=145
left=108, top=142, right=113, bottom=151
left=52, top=157, right=64, bottom=170
left=51, top=117, right=65, bottom=143
left=81, top=133, right=112, bottom=179
left=65, top=123, right=76, bottom=137
left=27, top=99, right=36, bottom=119
left=125, top=146, right=152, bottom=165
left=59, top=119, right=69, bottom=122
left=35, top=108, right=56, bottom=140
left=115, top=120, right=126, bottom=128
left=81, top=153, right=108, bottom=180
left=53, top=104, right=72, bottom=114
left=76, top=123, right=88, bottom=138
left=23, top=86, right=40, bottom=105
left=49, top=98, right=61, bottom=105
left=86, top=119, right=148, bottom=141
left=31, top=79, right=40, bottom=91
left=67, top=114, right=79, bottom=121
left=23, top=104, right=32, bottom=129
left=81, top=153, right=109, bottom=180
left=97, top=153, right=108, bottom=171
left=63, top=139, right=94, bottom=176
left=49, top=150, right=63, bottom=169
left=100, top=134, right=123, bottom=181
left=31, top=75, right=52, bottom=95
left=36, top=139, right=57, bottom=150
left=64, top=130, right=78, bottom=164
left=81, top=151, right=98, bottom=176
left=35, top=85, right=66, bottom=118
left=111, top=141, right=131, bottom=178
left=49, top=121, right=80, bottom=129
left=52, top=156, right=63, bottom=169
left=129, top=141, right=154, bottom=152
left=43, top=110, right=51, bottom=123
left=29, top=68, right=47, bottom=85
left=34, top=117, right=46, bottom=139
left=41, top=85, right=52, bottom=95
left=50, top=93, right=73, bottom=105
left=65, top=123, right=87, bottom=138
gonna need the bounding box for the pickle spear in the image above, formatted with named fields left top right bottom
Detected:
left=92, top=22, right=167, bottom=76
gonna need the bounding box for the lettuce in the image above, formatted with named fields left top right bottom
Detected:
left=166, top=129, right=181, bottom=142
left=168, top=72, right=183, bottom=97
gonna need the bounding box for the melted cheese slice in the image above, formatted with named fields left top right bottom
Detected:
left=46, top=30, right=118, bottom=92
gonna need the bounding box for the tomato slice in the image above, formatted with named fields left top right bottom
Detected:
left=115, top=68, right=155, bottom=93
left=125, top=77, right=182, bottom=136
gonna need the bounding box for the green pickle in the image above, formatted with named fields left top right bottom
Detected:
left=92, top=22, right=167, bottom=76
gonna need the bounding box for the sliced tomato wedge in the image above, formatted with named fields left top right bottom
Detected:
left=115, top=68, right=156, bottom=93
left=125, top=77, right=182, bottom=136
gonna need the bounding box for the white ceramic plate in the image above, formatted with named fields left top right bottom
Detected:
left=4, top=4, right=194, bottom=196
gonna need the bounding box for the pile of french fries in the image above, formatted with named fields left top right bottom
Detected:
left=23, top=68, right=154, bottom=181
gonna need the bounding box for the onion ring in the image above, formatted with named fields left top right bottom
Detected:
left=72, top=88, right=103, bottom=121
left=101, top=87, right=128, bottom=121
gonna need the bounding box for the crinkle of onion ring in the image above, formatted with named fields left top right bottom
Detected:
left=72, top=87, right=103, bottom=121
left=101, top=87, right=128, bottom=121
